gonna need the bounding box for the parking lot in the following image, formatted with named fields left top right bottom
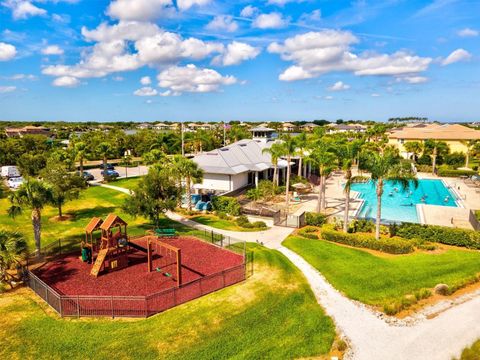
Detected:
left=87, top=164, right=149, bottom=182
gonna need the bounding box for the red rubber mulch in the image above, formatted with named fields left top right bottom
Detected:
left=34, top=236, right=244, bottom=297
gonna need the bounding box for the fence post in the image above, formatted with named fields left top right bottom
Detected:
left=59, top=296, right=63, bottom=317
left=45, top=285, right=49, bottom=305
left=76, top=295, right=80, bottom=318
left=111, top=296, right=114, bottom=319
left=173, top=287, right=177, bottom=307
left=211, top=230, right=214, bottom=243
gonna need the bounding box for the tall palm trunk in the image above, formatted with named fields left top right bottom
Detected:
left=32, top=208, right=41, bottom=257
left=465, top=151, right=470, bottom=168
left=273, top=164, right=278, bottom=187
left=432, top=147, right=437, bottom=175
left=298, top=156, right=302, bottom=177
left=285, top=155, right=291, bottom=212
left=186, top=176, right=192, bottom=211
left=343, top=168, right=352, bottom=233
left=79, top=156, right=84, bottom=175
left=375, top=179, right=383, bottom=240
left=316, top=174, right=323, bottom=213
left=321, top=174, right=327, bottom=211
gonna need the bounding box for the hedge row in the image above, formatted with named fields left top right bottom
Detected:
left=321, top=227, right=414, bottom=254
left=436, top=168, right=477, bottom=177
left=395, top=223, right=480, bottom=249
left=211, top=196, right=241, bottom=216
left=297, top=226, right=319, bottom=239
left=305, top=212, right=327, bottom=227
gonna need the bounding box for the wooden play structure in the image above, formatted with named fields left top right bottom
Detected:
left=82, top=214, right=182, bottom=285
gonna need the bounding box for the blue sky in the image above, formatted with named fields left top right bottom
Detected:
left=0, top=0, right=479, bottom=122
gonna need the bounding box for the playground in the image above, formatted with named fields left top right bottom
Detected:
left=29, top=214, right=246, bottom=316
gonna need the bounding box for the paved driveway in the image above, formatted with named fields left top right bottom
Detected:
left=88, top=165, right=149, bottom=181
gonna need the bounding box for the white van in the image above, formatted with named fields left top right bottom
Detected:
left=1, top=166, right=21, bottom=179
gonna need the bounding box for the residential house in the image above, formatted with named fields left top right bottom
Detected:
left=326, top=123, right=366, bottom=134
left=5, top=125, right=51, bottom=138
left=300, top=123, right=319, bottom=132
left=281, top=122, right=296, bottom=132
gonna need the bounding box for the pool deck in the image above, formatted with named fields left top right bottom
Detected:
left=293, top=170, right=480, bottom=229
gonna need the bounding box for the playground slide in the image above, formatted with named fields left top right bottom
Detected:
left=90, top=248, right=108, bottom=277
left=127, top=241, right=148, bottom=253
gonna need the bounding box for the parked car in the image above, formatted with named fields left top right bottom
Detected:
left=99, top=163, right=115, bottom=170
left=101, top=169, right=119, bottom=178
left=7, top=177, right=24, bottom=189
left=76, top=171, right=94, bottom=181
left=1, top=166, right=21, bottom=179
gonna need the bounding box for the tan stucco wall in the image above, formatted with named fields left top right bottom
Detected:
left=389, top=138, right=469, bottom=156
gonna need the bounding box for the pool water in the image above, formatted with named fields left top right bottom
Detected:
left=351, top=179, right=459, bottom=223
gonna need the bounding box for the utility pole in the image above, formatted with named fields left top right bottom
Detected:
left=223, top=121, right=226, bottom=146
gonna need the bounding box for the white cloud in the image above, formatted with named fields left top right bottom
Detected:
left=457, top=28, right=478, bottom=37
left=43, top=22, right=225, bottom=84
left=442, top=48, right=472, bottom=66
left=240, top=5, right=258, bottom=18
left=107, top=0, right=174, bottom=21
left=9, top=73, right=36, bottom=80
left=299, top=9, right=321, bottom=24
left=157, top=64, right=236, bottom=94
left=52, top=76, right=80, bottom=87
left=328, top=81, right=350, bottom=91
left=176, top=0, right=210, bottom=11
left=213, top=41, right=260, bottom=66
left=134, top=86, right=158, bottom=96
left=112, top=75, right=124, bottom=81
left=0, top=42, right=17, bottom=61
left=371, top=93, right=381, bottom=97
left=206, top=15, right=238, bottom=33
left=252, top=12, right=288, bottom=29
left=267, top=0, right=295, bottom=5
left=41, top=45, right=64, bottom=55
left=323, top=95, right=333, bottom=100
left=2, top=0, right=46, bottom=19
left=396, top=76, right=428, bottom=84
left=0, top=86, right=16, bottom=93
left=268, top=30, right=432, bottom=81
left=140, top=76, right=151, bottom=85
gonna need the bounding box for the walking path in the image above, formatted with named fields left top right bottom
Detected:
left=98, top=182, right=479, bottom=359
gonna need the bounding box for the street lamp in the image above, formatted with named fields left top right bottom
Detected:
left=124, top=150, right=132, bottom=178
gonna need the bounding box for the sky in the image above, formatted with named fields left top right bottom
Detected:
left=0, top=0, right=479, bottom=123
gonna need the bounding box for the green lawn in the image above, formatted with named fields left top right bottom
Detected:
left=190, top=215, right=268, bottom=232
left=110, top=176, right=142, bottom=190
left=283, top=236, right=480, bottom=306
left=0, top=244, right=336, bottom=360
left=457, top=339, right=480, bottom=360
left=0, top=185, right=201, bottom=252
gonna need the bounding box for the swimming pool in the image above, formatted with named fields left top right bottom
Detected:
left=351, top=179, right=459, bottom=223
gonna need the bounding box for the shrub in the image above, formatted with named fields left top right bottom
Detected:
left=415, top=164, right=433, bottom=173
left=417, top=154, right=432, bottom=166
left=211, top=196, right=241, bottom=216
left=298, top=226, right=319, bottom=239
left=395, top=223, right=480, bottom=249
left=349, top=219, right=375, bottom=233
left=305, top=212, right=327, bottom=227
left=436, top=168, right=476, bottom=177
left=216, top=211, right=230, bottom=220
left=236, top=215, right=250, bottom=227
left=320, top=226, right=414, bottom=254
left=444, top=152, right=466, bottom=167
left=251, top=221, right=267, bottom=229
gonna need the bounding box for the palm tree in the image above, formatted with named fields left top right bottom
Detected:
left=171, top=155, right=204, bottom=211
left=8, top=179, right=53, bottom=257
left=74, top=141, right=87, bottom=174
left=142, top=149, right=167, bottom=165
left=279, top=134, right=297, bottom=212
left=309, top=143, right=336, bottom=213
left=96, top=142, right=113, bottom=180
left=0, top=229, right=28, bottom=288
left=262, top=142, right=284, bottom=186
left=337, top=140, right=362, bottom=232
left=403, top=141, right=422, bottom=162
left=359, top=148, right=417, bottom=239
left=295, top=132, right=308, bottom=177
left=462, top=140, right=478, bottom=168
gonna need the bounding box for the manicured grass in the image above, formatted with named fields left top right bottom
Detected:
left=0, top=244, right=335, bottom=360
left=110, top=176, right=142, bottom=190
left=457, top=339, right=480, bottom=360
left=283, top=236, right=480, bottom=306
left=190, top=215, right=267, bottom=232
left=0, top=186, right=193, bottom=252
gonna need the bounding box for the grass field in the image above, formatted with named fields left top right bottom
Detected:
left=283, top=236, right=480, bottom=307
left=190, top=215, right=268, bottom=232
left=0, top=244, right=336, bottom=360
left=457, top=339, right=480, bottom=360
left=110, top=177, right=142, bottom=190
left=0, top=185, right=208, bottom=252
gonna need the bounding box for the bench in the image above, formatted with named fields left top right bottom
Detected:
left=154, top=228, right=177, bottom=237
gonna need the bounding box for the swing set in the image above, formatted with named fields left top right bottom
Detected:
left=145, top=236, right=182, bottom=287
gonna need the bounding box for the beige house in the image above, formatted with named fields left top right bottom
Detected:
left=281, top=122, right=296, bottom=132
left=388, top=124, right=480, bottom=158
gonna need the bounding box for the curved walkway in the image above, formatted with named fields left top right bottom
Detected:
left=96, top=182, right=479, bottom=359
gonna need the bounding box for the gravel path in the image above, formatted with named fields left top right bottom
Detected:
left=278, top=246, right=480, bottom=360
